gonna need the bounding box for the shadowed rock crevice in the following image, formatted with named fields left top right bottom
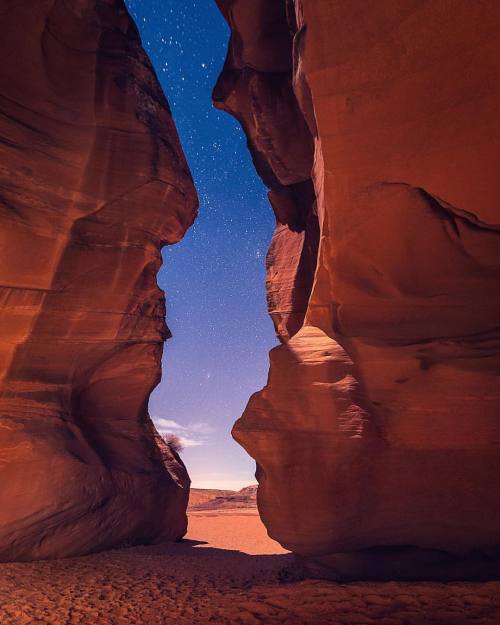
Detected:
left=214, top=0, right=319, bottom=344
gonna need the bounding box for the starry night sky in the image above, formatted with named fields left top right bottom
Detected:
left=124, top=1, right=277, bottom=489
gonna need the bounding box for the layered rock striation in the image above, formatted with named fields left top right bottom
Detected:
left=0, top=0, right=197, bottom=560
left=216, top=0, right=500, bottom=579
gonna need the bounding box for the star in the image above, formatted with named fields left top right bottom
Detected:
left=124, top=0, right=277, bottom=488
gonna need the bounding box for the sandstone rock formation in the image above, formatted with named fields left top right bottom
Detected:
left=189, top=485, right=257, bottom=511
left=189, top=489, right=237, bottom=509
left=216, top=0, right=500, bottom=579
left=0, top=0, right=197, bottom=561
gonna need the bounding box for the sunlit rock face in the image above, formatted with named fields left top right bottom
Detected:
left=0, top=0, right=197, bottom=561
left=216, top=0, right=500, bottom=579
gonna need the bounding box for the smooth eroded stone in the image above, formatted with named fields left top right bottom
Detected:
left=0, top=0, right=197, bottom=561
left=218, top=0, right=500, bottom=579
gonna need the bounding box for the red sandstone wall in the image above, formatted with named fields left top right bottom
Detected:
left=216, top=0, right=500, bottom=579
left=0, top=0, right=197, bottom=561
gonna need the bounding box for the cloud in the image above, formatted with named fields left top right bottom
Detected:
left=152, top=417, right=215, bottom=448
left=155, top=418, right=186, bottom=431
left=178, top=436, right=204, bottom=448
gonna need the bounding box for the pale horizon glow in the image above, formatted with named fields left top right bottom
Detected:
left=189, top=477, right=258, bottom=491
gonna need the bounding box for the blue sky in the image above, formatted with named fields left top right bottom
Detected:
left=124, top=1, right=277, bottom=489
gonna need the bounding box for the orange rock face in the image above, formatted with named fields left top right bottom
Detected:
left=0, top=1, right=197, bottom=560
left=217, top=0, right=500, bottom=579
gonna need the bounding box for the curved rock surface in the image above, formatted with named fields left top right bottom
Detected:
left=213, top=0, right=318, bottom=342
left=0, top=0, right=197, bottom=560
left=216, top=0, right=500, bottom=579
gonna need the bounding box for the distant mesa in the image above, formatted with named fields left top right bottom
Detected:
left=189, top=486, right=257, bottom=511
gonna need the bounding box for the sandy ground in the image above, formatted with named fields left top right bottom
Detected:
left=0, top=510, right=499, bottom=625
left=187, top=510, right=288, bottom=555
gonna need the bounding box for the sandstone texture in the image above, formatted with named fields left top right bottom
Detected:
left=1, top=540, right=499, bottom=625
left=0, top=0, right=197, bottom=560
left=216, top=0, right=500, bottom=579
left=189, top=489, right=237, bottom=509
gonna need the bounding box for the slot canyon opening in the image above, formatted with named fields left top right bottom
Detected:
left=124, top=0, right=319, bottom=555
left=119, top=0, right=500, bottom=582
left=124, top=0, right=276, bottom=485
left=1, top=1, right=500, bottom=622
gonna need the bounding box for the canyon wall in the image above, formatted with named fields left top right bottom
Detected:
left=215, top=0, right=500, bottom=579
left=0, top=0, right=197, bottom=560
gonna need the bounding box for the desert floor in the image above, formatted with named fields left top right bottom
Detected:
left=0, top=510, right=499, bottom=625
